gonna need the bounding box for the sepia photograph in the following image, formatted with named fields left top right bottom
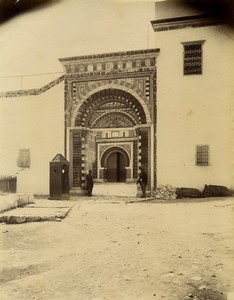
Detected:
left=0, top=0, right=233, bottom=299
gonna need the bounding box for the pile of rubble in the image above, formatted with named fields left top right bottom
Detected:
left=151, top=184, right=232, bottom=200
left=151, top=184, right=177, bottom=200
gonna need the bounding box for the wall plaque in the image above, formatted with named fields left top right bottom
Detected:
left=17, top=149, right=30, bottom=168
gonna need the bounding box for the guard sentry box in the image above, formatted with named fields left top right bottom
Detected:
left=49, top=154, right=70, bottom=200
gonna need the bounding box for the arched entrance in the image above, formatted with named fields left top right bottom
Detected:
left=101, top=146, right=130, bottom=182
left=60, top=48, right=159, bottom=193
left=106, top=152, right=126, bottom=182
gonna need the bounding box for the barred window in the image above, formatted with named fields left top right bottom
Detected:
left=183, top=41, right=204, bottom=75
left=196, top=145, right=209, bottom=166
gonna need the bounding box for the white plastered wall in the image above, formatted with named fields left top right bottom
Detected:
left=155, top=25, right=234, bottom=190
left=0, top=81, right=64, bottom=194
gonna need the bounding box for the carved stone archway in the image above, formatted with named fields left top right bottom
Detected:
left=59, top=48, right=159, bottom=193
left=101, top=146, right=130, bottom=168
left=101, top=146, right=130, bottom=182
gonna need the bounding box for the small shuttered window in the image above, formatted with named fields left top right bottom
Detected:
left=196, top=145, right=209, bottom=166
left=183, top=41, right=205, bottom=75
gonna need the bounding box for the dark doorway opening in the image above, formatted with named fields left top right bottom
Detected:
left=106, top=152, right=126, bottom=182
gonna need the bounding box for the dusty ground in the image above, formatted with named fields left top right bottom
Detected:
left=0, top=196, right=234, bottom=300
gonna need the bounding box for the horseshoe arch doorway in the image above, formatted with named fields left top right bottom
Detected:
left=106, top=151, right=126, bottom=182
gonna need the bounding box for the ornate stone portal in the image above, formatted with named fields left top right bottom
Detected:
left=59, top=49, right=159, bottom=193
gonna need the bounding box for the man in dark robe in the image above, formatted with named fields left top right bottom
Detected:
left=137, top=168, right=148, bottom=198
left=86, top=170, right=93, bottom=197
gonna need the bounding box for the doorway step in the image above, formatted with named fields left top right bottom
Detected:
left=93, top=183, right=137, bottom=197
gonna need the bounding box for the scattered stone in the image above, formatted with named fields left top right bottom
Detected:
left=188, top=293, right=193, bottom=298
left=151, top=184, right=177, bottom=200
left=178, top=255, right=182, bottom=258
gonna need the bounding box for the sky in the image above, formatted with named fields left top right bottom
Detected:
left=0, top=0, right=156, bottom=90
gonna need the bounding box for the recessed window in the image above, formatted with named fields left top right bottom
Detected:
left=183, top=41, right=205, bottom=75
left=106, top=62, right=114, bottom=72
left=97, top=63, right=102, bottom=71
left=145, top=59, right=151, bottom=67
left=196, top=145, right=209, bottom=166
left=136, top=60, right=141, bottom=68
left=126, top=61, right=132, bottom=70
left=117, top=61, right=123, bottom=70
left=78, top=65, right=85, bottom=72
left=87, top=64, right=93, bottom=72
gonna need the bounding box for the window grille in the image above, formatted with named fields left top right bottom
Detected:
left=196, top=145, right=209, bottom=166
left=183, top=42, right=203, bottom=75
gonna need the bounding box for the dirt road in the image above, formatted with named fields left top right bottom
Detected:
left=0, top=197, right=234, bottom=300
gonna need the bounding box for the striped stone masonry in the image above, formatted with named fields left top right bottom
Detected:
left=60, top=48, right=158, bottom=189
left=0, top=76, right=64, bottom=98
left=59, top=48, right=159, bottom=76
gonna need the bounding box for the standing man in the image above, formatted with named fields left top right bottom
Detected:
left=86, top=170, right=93, bottom=197
left=137, top=168, right=148, bottom=198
